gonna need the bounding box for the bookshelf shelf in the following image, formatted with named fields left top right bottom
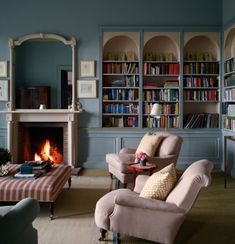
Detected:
left=183, top=32, right=220, bottom=129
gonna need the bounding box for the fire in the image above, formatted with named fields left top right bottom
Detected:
left=34, top=139, right=62, bottom=164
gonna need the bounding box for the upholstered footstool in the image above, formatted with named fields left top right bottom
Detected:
left=0, top=163, right=72, bottom=219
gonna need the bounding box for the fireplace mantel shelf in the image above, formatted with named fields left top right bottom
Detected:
left=0, top=109, right=82, bottom=114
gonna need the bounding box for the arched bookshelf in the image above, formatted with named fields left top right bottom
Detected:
left=102, top=32, right=140, bottom=128
left=142, top=32, right=180, bottom=129
left=183, top=32, right=220, bottom=129
left=223, top=26, right=235, bottom=131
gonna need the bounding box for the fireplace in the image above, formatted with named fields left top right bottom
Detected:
left=18, top=122, right=67, bottom=164
left=6, top=110, right=78, bottom=167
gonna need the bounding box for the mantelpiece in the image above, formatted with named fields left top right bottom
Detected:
left=3, top=33, right=81, bottom=167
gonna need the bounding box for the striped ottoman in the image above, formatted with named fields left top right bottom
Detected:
left=0, top=163, right=72, bottom=219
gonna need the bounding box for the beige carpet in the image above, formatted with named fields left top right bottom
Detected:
left=33, top=169, right=235, bottom=244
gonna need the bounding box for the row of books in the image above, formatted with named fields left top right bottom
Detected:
left=103, top=89, right=138, bottom=101
left=104, top=51, right=137, bottom=61
left=103, top=116, right=138, bottom=127
left=224, top=117, right=235, bottom=130
left=224, top=89, right=235, bottom=101
left=144, top=52, right=175, bottom=62
left=144, top=116, right=179, bottom=128
left=104, top=76, right=139, bottom=88
left=143, top=80, right=179, bottom=89
left=226, top=104, right=235, bottom=116
left=184, top=113, right=219, bottom=128
left=144, top=89, right=179, bottom=102
left=224, top=76, right=235, bottom=87
left=224, top=58, right=235, bottom=74
left=184, top=62, right=219, bottom=74
left=183, top=77, right=218, bottom=88
left=184, top=90, right=218, bottom=101
left=184, top=52, right=213, bottom=61
left=103, top=103, right=139, bottom=114
left=143, top=103, right=179, bottom=115
left=103, top=62, right=139, bottom=74
left=143, top=63, right=179, bottom=75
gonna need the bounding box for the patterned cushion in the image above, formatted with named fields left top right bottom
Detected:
left=139, top=163, right=177, bottom=200
left=136, top=133, right=163, bottom=157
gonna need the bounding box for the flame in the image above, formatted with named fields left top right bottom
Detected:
left=34, top=139, right=62, bottom=164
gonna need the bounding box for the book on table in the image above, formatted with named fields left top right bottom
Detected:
left=13, top=172, right=42, bottom=179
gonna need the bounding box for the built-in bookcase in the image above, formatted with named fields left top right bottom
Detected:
left=223, top=26, right=235, bottom=131
left=102, top=32, right=140, bottom=128
left=142, top=32, right=180, bottom=129
left=183, top=33, right=220, bottom=129
left=101, top=30, right=221, bottom=130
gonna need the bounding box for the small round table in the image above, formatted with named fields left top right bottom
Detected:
left=128, top=162, right=157, bottom=187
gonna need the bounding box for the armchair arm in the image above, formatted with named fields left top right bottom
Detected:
left=0, top=198, right=40, bottom=243
left=115, top=193, right=184, bottom=214
left=133, top=175, right=149, bottom=194
left=119, top=148, right=136, bottom=154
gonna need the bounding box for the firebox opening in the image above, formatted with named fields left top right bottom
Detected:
left=22, top=127, right=63, bottom=164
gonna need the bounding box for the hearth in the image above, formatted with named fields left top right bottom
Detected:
left=18, top=123, right=66, bottom=164
left=6, top=110, right=78, bottom=167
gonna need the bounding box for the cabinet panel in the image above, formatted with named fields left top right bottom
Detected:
left=18, top=86, right=50, bottom=109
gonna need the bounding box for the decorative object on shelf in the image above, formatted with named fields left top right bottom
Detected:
left=0, top=61, right=8, bottom=77
left=77, top=80, right=97, bottom=98
left=149, top=103, right=161, bottom=128
left=135, top=151, right=148, bottom=166
left=80, top=60, right=95, bottom=77
left=39, top=104, right=46, bottom=110
left=0, top=147, right=11, bottom=176
left=0, top=80, right=9, bottom=101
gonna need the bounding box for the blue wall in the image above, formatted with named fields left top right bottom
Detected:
left=0, top=0, right=222, bottom=127
left=223, top=0, right=235, bottom=25
left=0, top=0, right=228, bottom=171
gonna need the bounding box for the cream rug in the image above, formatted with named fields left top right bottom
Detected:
left=33, top=170, right=235, bottom=244
left=33, top=169, right=114, bottom=244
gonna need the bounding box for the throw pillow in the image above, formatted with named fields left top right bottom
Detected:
left=139, top=163, right=177, bottom=200
left=136, top=133, right=163, bottom=157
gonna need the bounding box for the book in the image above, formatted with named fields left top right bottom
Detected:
left=13, top=172, right=42, bottom=179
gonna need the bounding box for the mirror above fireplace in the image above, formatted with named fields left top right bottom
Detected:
left=8, top=33, right=77, bottom=111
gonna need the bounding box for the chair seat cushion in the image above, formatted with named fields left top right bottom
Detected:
left=106, top=153, right=135, bottom=173
left=140, top=163, right=177, bottom=200
left=136, top=133, right=163, bottom=157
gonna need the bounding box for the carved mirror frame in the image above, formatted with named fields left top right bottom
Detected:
left=8, top=33, right=77, bottom=110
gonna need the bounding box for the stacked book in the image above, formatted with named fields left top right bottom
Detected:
left=13, top=161, right=52, bottom=179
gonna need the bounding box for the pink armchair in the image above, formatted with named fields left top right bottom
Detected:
left=95, top=159, right=213, bottom=244
left=106, top=132, right=183, bottom=187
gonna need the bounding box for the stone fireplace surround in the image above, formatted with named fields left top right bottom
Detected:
left=6, top=110, right=79, bottom=167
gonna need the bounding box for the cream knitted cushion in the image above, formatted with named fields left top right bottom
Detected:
left=136, top=133, right=163, bottom=157
left=139, top=163, right=177, bottom=200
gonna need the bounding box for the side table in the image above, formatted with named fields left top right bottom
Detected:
left=128, top=162, right=157, bottom=187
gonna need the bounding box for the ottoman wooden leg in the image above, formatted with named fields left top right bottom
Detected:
left=50, top=202, right=54, bottom=220
left=68, top=177, right=72, bottom=189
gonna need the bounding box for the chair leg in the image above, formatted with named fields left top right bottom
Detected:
left=109, top=173, right=114, bottom=179
left=99, top=228, right=107, bottom=241
left=113, top=232, right=120, bottom=244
